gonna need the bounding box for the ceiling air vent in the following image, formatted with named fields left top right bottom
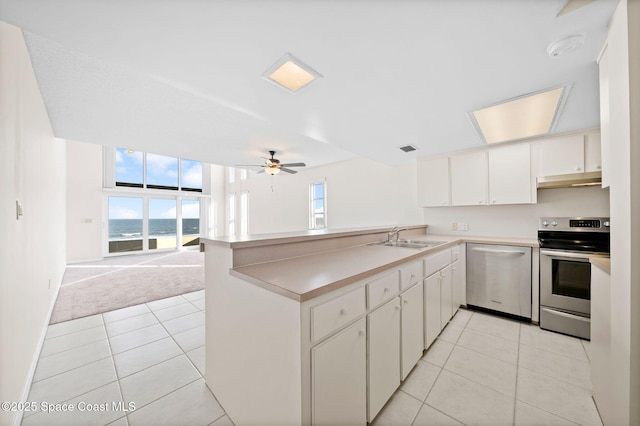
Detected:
left=399, top=145, right=417, bottom=153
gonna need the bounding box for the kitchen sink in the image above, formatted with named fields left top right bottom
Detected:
left=369, top=239, right=446, bottom=249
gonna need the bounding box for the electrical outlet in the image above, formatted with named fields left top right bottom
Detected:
left=451, top=222, right=458, bottom=231
left=460, top=223, right=469, bottom=231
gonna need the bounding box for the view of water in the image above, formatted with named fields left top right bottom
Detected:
left=109, top=219, right=200, bottom=240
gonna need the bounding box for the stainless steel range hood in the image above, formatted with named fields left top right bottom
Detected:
left=536, top=171, right=602, bottom=189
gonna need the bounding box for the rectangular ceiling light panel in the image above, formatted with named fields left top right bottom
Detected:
left=471, top=86, right=568, bottom=144
left=262, top=53, right=323, bottom=94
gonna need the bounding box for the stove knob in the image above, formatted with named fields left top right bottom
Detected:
left=551, top=220, right=558, bottom=227
left=542, top=220, right=549, bottom=227
left=604, top=221, right=610, bottom=228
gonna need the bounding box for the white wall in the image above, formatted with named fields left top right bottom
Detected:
left=66, top=140, right=103, bottom=262
left=422, top=186, right=610, bottom=238
left=228, top=157, right=423, bottom=235
left=0, top=22, right=67, bottom=426
left=606, top=1, right=640, bottom=424
left=207, top=164, right=227, bottom=237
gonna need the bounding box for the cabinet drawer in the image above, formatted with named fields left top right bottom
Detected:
left=424, top=249, right=451, bottom=277
left=367, top=271, right=400, bottom=309
left=312, top=287, right=366, bottom=342
left=400, top=260, right=423, bottom=291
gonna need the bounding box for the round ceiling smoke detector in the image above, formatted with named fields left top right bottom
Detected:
left=547, top=34, right=586, bottom=57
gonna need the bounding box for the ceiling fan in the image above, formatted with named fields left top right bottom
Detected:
left=238, top=151, right=306, bottom=175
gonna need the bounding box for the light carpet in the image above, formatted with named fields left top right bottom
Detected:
left=50, top=250, right=204, bottom=324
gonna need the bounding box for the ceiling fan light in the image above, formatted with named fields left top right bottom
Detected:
left=266, top=166, right=281, bottom=175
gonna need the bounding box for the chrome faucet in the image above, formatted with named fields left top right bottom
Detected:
left=387, top=226, right=408, bottom=243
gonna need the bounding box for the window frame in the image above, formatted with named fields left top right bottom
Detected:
left=309, top=180, right=327, bottom=230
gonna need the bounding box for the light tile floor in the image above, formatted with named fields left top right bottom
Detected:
left=374, top=309, right=602, bottom=426
left=22, top=296, right=601, bottom=426
left=22, top=290, right=231, bottom=426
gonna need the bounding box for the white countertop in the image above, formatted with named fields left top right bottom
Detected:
left=201, top=224, right=428, bottom=249
left=227, top=234, right=538, bottom=302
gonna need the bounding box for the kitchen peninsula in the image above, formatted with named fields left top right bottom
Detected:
left=201, top=225, right=538, bottom=425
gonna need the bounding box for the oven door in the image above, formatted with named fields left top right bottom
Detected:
left=540, top=249, right=597, bottom=315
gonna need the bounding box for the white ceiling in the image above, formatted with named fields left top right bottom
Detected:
left=0, top=0, right=618, bottom=169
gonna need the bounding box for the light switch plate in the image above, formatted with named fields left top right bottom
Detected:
left=16, top=200, right=23, bottom=220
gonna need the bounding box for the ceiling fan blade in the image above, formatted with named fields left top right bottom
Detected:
left=280, top=168, right=298, bottom=174
left=236, top=164, right=263, bottom=167
left=256, top=169, right=265, bottom=174
left=280, top=163, right=306, bottom=167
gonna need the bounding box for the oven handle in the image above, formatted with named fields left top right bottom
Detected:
left=541, top=307, right=590, bottom=323
left=540, top=249, right=607, bottom=260
left=470, top=248, right=527, bottom=255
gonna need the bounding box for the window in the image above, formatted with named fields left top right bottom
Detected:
left=181, top=159, right=203, bottom=191
left=239, top=192, right=249, bottom=236
left=115, top=149, right=143, bottom=188
left=182, top=199, right=201, bottom=247
left=114, top=148, right=202, bottom=192
left=228, top=193, right=236, bottom=236
left=228, top=191, right=249, bottom=236
left=310, top=181, right=326, bottom=229
left=147, top=154, right=179, bottom=190
left=108, top=196, right=143, bottom=253
left=107, top=195, right=201, bottom=254
left=148, top=198, right=177, bottom=250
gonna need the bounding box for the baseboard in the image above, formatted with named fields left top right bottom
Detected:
left=13, top=279, right=62, bottom=426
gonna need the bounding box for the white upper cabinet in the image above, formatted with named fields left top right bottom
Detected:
left=450, top=151, right=488, bottom=206
left=488, top=143, right=532, bottom=205
left=538, top=134, right=585, bottom=176
left=585, top=132, right=603, bottom=173
left=417, top=157, right=450, bottom=207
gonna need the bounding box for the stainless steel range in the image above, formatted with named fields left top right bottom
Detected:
left=538, top=217, right=610, bottom=339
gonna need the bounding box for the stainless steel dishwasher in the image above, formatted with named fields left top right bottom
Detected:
left=466, top=243, right=532, bottom=319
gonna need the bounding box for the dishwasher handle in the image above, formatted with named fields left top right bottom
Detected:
left=470, top=247, right=527, bottom=256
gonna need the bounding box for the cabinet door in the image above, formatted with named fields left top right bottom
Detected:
left=440, top=265, right=453, bottom=328
left=401, top=283, right=424, bottom=380
left=538, top=135, right=584, bottom=175
left=424, top=273, right=441, bottom=349
left=488, top=144, right=532, bottom=205
left=417, top=157, right=450, bottom=207
left=590, top=264, right=612, bottom=424
left=367, top=298, right=401, bottom=422
left=451, top=258, right=466, bottom=311
left=585, top=133, right=602, bottom=173
left=312, top=318, right=367, bottom=426
left=450, top=151, right=489, bottom=206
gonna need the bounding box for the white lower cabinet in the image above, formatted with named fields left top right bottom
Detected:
left=367, top=298, right=401, bottom=422
left=312, top=318, right=367, bottom=426
left=401, top=283, right=424, bottom=380
left=424, top=272, right=441, bottom=349
left=440, top=264, right=453, bottom=329
left=451, top=258, right=465, bottom=310
left=310, top=247, right=466, bottom=425
left=424, top=255, right=461, bottom=350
